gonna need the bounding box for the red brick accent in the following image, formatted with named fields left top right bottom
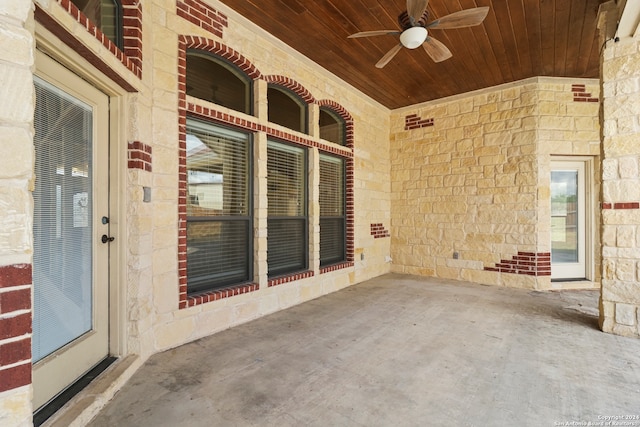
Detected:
left=405, top=114, right=434, bottom=130
left=54, top=0, right=142, bottom=78
left=0, top=338, right=31, bottom=366
left=179, top=36, right=262, bottom=81
left=0, top=363, right=31, bottom=393
left=371, top=223, right=390, bottom=239
left=484, top=252, right=551, bottom=276
left=0, top=264, right=33, bottom=393
left=602, top=202, right=640, bottom=210
left=34, top=6, right=138, bottom=92
left=0, top=289, right=31, bottom=314
left=0, top=264, right=32, bottom=289
left=262, top=75, right=316, bottom=104
left=320, top=262, right=354, bottom=274
left=128, top=141, right=152, bottom=172
left=177, top=0, right=228, bottom=37
left=187, top=283, right=259, bottom=307
left=268, top=271, right=315, bottom=288
left=0, top=313, right=32, bottom=341
left=571, top=84, right=598, bottom=103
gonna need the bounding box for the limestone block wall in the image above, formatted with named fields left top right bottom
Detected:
left=600, top=33, right=640, bottom=338
left=141, top=0, right=392, bottom=354
left=0, top=1, right=35, bottom=425
left=0, top=0, right=392, bottom=421
left=390, top=77, right=600, bottom=290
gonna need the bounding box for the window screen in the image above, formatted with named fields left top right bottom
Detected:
left=319, top=154, right=346, bottom=266
left=267, top=140, right=308, bottom=277
left=186, top=118, right=252, bottom=293
left=186, top=51, right=252, bottom=115
left=267, top=86, right=307, bottom=133
left=319, top=108, right=345, bottom=146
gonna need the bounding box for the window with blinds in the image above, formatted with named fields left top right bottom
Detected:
left=186, top=118, right=252, bottom=293
left=267, top=140, right=308, bottom=277
left=186, top=50, right=252, bottom=115
left=319, top=108, right=345, bottom=146
left=319, top=154, right=346, bottom=266
left=267, top=85, right=307, bottom=133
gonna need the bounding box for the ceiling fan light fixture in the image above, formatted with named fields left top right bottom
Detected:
left=400, top=26, right=427, bottom=49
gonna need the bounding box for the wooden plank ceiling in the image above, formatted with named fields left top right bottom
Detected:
left=217, top=0, right=605, bottom=109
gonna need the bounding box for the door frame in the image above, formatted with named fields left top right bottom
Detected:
left=35, top=25, right=129, bottom=371
left=550, top=156, right=595, bottom=282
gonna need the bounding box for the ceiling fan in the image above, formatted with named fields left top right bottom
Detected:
left=348, top=0, right=489, bottom=68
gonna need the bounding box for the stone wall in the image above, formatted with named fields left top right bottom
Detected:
left=600, top=33, right=640, bottom=337
left=0, top=1, right=35, bottom=426
left=390, top=78, right=600, bottom=290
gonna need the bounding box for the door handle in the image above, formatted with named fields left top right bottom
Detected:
left=101, top=234, right=115, bottom=244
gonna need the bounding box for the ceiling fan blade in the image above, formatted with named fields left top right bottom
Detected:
left=427, top=7, right=489, bottom=29
left=407, top=0, right=428, bottom=25
left=376, top=44, right=403, bottom=68
left=422, top=36, right=452, bottom=62
left=348, top=30, right=401, bottom=38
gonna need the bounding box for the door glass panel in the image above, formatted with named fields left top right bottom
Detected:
left=33, top=77, right=93, bottom=362
left=551, top=170, right=579, bottom=264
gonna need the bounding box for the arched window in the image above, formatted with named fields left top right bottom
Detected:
left=71, top=0, right=123, bottom=49
left=267, top=85, right=308, bottom=133
left=186, top=50, right=253, bottom=115
left=319, top=107, right=346, bottom=146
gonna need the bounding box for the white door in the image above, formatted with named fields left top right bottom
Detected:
left=550, top=161, right=586, bottom=280
left=32, top=52, right=110, bottom=410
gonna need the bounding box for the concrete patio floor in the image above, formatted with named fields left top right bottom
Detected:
left=87, top=274, right=640, bottom=426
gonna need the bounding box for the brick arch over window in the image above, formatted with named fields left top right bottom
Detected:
left=179, top=36, right=262, bottom=81
left=316, top=100, right=355, bottom=150
left=262, top=75, right=316, bottom=104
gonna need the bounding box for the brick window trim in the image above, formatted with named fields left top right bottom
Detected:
left=484, top=252, right=552, bottom=276
left=34, top=5, right=138, bottom=93
left=186, top=283, right=259, bottom=308
left=127, top=141, right=152, bottom=172
left=268, top=271, right=315, bottom=288
left=177, top=37, right=355, bottom=309
left=55, top=0, right=142, bottom=78
left=602, top=202, right=640, bottom=210
left=177, top=0, right=228, bottom=38
left=263, top=75, right=316, bottom=105
left=320, top=262, right=355, bottom=275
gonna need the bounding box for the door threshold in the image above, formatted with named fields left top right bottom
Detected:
left=34, top=356, right=117, bottom=426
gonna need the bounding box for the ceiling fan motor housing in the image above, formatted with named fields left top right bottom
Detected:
left=398, top=10, right=430, bottom=29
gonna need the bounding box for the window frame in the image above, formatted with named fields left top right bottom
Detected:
left=71, top=0, right=124, bottom=50
left=186, top=49, right=254, bottom=116
left=319, top=107, right=347, bottom=146
left=185, top=116, right=254, bottom=294
left=267, top=85, right=309, bottom=134
left=319, top=153, right=347, bottom=267
left=266, top=139, right=309, bottom=278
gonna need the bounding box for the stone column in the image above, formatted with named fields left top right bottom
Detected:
left=0, top=0, right=35, bottom=425
left=600, top=17, right=640, bottom=337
